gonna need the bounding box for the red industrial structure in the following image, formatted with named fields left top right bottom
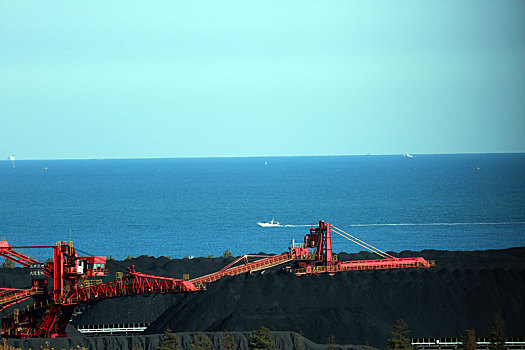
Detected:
left=0, top=240, right=203, bottom=338
left=190, top=221, right=433, bottom=284
left=0, top=220, right=434, bottom=338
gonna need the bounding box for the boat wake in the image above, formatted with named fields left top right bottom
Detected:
left=259, top=222, right=525, bottom=228
left=346, top=221, right=525, bottom=227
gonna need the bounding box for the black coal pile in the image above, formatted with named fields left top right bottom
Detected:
left=70, top=255, right=236, bottom=325
left=0, top=267, right=32, bottom=288
left=1, top=248, right=524, bottom=348
left=0, top=267, right=38, bottom=318
left=105, top=255, right=237, bottom=281
left=145, top=248, right=525, bottom=347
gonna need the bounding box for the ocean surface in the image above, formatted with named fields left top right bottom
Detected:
left=1, top=154, right=524, bottom=260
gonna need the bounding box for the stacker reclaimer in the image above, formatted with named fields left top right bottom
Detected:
left=0, top=220, right=434, bottom=338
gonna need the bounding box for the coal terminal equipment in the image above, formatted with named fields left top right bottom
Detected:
left=0, top=220, right=523, bottom=349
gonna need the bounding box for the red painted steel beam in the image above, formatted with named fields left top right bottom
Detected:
left=336, top=257, right=432, bottom=271
left=190, top=252, right=292, bottom=284
left=0, top=288, right=28, bottom=292
left=60, top=273, right=201, bottom=305
left=0, top=296, right=31, bottom=312
left=0, top=288, right=33, bottom=304
left=6, top=246, right=56, bottom=249
left=0, top=246, right=54, bottom=278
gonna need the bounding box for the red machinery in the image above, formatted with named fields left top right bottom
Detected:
left=190, top=220, right=433, bottom=284
left=0, top=240, right=203, bottom=338
left=0, top=220, right=433, bottom=338
left=289, top=221, right=434, bottom=274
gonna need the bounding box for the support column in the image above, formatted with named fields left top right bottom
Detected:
left=53, top=243, right=63, bottom=301
left=326, top=224, right=333, bottom=262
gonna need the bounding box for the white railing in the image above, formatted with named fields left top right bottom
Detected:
left=289, top=242, right=306, bottom=248
left=76, top=323, right=149, bottom=335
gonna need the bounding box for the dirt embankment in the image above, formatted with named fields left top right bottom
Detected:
left=6, top=331, right=362, bottom=350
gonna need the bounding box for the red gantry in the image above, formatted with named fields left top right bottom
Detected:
left=0, top=220, right=434, bottom=338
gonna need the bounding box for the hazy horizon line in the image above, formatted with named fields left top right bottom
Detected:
left=3, top=151, right=524, bottom=161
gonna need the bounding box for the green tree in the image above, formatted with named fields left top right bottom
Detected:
left=1, top=339, right=22, bottom=350
left=327, top=334, right=337, bottom=350
left=223, top=250, right=234, bottom=258
left=387, top=319, right=413, bottom=350
left=1, top=259, right=15, bottom=268
left=191, top=331, right=213, bottom=350
left=249, top=326, right=275, bottom=350
left=459, top=329, right=477, bottom=350
left=295, top=330, right=306, bottom=350
left=363, top=342, right=375, bottom=350
left=489, top=314, right=507, bottom=350
left=221, top=329, right=237, bottom=350
left=158, top=328, right=182, bottom=350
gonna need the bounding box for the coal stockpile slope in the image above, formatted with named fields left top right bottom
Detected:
left=0, top=267, right=32, bottom=288
left=105, top=255, right=237, bottom=280
left=71, top=255, right=235, bottom=325
left=0, top=256, right=236, bottom=324
left=1, top=248, right=524, bottom=347
left=147, top=248, right=525, bottom=347
left=0, top=267, right=40, bottom=318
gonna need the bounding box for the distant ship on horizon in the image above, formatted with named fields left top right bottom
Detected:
left=8, top=155, right=15, bottom=168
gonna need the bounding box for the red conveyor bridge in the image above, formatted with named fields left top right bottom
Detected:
left=0, top=220, right=434, bottom=338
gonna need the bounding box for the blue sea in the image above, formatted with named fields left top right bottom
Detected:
left=1, top=154, right=524, bottom=260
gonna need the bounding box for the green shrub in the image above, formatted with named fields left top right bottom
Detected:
left=1, top=259, right=15, bottom=268
left=388, top=319, right=412, bottom=350
left=249, top=326, right=274, bottom=350
left=158, top=328, right=181, bottom=350
left=489, top=314, right=507, bottom=350
left=221, top=329, right=237, bottom=350
left=191, top=331, right=212, bottom=350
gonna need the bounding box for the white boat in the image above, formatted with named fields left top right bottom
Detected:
left=257, top=219, right=280, bottom=227
left=403, top=153, right=414, bottom=158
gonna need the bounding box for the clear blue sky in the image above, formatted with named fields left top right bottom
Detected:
left=1, top=0, right=524, bottom=159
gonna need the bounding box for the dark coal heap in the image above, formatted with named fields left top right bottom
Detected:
left=144, top=248, right=525, bottom=347
left=1, top=248, right=524, bottom=347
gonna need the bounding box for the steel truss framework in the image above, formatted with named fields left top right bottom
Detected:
left=0, top=220, right=434, bottom=338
